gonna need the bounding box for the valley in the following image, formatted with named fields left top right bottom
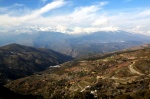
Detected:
left=3, top=44, right=150, bottom=99
left=0, top=44, right=73, bottom=84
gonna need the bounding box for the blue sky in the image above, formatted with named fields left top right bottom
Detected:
left=0, top=0, right=150, bottom=35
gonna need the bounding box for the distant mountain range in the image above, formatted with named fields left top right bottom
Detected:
left=0, top=44, right=73, bottom=84
left=0, top=30, right=150, bottom=57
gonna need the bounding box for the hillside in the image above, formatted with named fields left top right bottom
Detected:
left=5, top=45, right=150, bottom=99
left=0, top=85, right=39, bottom=99
left=0, top=44, right=73, bottom=84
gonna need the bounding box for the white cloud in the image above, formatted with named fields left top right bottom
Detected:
left=0, top=3, right=26, bottom=14
left=26, top=1, right=109, bottom=28
left=92, top=17, right=109, bottom=26
left=1, top=0, right=150, bottom=35
left=68, top=26, right=119, bottom=34
left=0, top=1, right=109, bottom=31
left=110, top=9, right=150, bottom=35
left=127, top=25, right=144, bottom=33
left=0, top=15, right=20, bottom=27
left=20, top=0, right=66, bottom=21
left=0, top=0, right=66, bottom=28
left=137, top=9, right=150, bottom=18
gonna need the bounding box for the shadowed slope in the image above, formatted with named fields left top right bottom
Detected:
left=0, top=44, right=73, bottom=84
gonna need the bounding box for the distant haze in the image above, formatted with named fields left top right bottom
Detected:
left=0, top=31, right=150, bottom=57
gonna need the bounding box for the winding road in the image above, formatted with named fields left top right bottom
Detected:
left=128, top=61, right=144, bottom=75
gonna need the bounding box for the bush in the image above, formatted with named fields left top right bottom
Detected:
left=115, top=94, right=133, bottom=99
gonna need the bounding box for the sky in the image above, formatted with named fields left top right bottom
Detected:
left=0, top=0, right=150, bottom=35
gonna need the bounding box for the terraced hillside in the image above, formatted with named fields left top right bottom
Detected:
left=5, top=46, right=150, bottom=99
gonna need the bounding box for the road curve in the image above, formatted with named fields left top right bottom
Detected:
left=128, top=61, right=144, bottom=75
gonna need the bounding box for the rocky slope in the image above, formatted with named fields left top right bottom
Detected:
left=0, top=44, right=73, bottom=84
left=5, top=45, right=150, bottom=99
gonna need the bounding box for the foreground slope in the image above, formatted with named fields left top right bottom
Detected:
left=0, top=85, right=39, bottom=99
left=0, top=44, right=73, bottom=84
left=5, top=45, right=150, bottom=99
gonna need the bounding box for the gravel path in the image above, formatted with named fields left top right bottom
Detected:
left=128, top=61, right=144, bottom=75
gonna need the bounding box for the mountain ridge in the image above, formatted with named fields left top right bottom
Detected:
left=1, top=30, right=150, bottom=58
left=0, top=43, right=73, bottom=84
